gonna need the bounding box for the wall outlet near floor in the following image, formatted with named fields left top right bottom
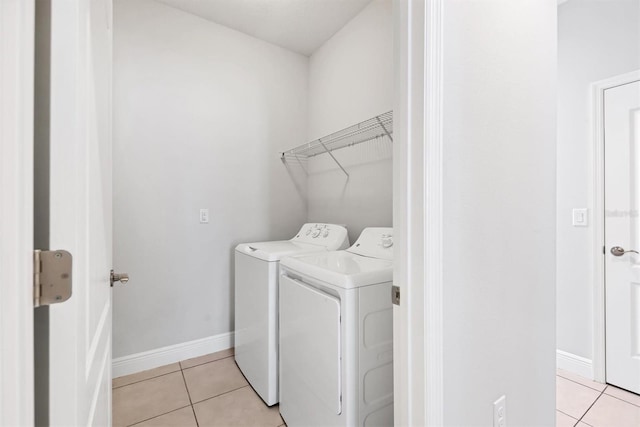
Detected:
left=493, top=395, right=506, bottom=427
left=199, top=208, right=209, bottom=224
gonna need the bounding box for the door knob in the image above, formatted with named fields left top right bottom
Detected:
left=610, top=246, right=639, bottom=257
left=110, top=270, right=129, bottom=287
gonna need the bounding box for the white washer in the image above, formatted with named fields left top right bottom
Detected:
left=279, top=227, right=394, bottom=427
left=234, top=223, right=349, bottom=406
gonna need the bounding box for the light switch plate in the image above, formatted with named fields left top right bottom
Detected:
left=200, top=209, right=209, bottom=224
left=572, top=208, right=588, bottom=227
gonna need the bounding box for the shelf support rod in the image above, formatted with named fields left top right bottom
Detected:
left=320, top=142, right=349, bottom=178
left=376, top=116, right=393, bottom=142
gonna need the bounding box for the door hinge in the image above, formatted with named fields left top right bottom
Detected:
left=392, top=285, right=400, bottom=306
left=34, top=250, right=73, bottom=308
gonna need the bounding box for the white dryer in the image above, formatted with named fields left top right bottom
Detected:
left=234, top=223, right=349, bottom=406
left=279, top=227, right=394, bottom=427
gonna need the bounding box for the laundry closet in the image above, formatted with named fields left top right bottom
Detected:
left=3, top=0, right=561, bottom=425
left=111, top=0, right=393, bottom=425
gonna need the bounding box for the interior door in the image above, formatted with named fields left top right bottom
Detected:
left=0, top=1, right=35, bottom=425
left=47, top=0, right=113, bottom=424
left=604, top=78, right=640, bottom=394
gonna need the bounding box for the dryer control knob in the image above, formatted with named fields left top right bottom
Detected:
left=312, top=229, right=321, bottom=238
left=322, top=230, right=329, bottom=238
left=382, top=235, right=393, bottom=249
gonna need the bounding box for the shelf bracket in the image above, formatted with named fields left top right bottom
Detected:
left=376, top=116, right=393, bottom=142
left=320, top=142, right=349, bottom=178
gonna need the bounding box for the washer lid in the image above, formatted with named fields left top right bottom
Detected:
left=235, top=241, right=327, bottom=262
left=280, top=251, right=393, bottom=289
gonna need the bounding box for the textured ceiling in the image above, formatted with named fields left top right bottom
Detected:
left=154, top=0, right=373, bottom=56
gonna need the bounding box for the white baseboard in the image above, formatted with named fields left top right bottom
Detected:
left=112, top=332, right=234, bottom=378
left=556, top=349, right=593, bottom=379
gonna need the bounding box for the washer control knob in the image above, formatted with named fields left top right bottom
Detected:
left=382, top=235, right=393, bottom=249
left=312, top=229, right=321, bottom=238
left=322, top=230, right=329, bottom=238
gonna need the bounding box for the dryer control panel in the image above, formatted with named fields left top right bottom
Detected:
left=292, top=223, right=350, bottom=250
left=346, top=227, right=394, bottom=260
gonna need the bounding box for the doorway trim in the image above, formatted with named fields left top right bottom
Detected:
left=0, top=0, right=35, bottom=425
left=591, top=69, right=640, bottom=383
left=393, top=0, right=444, bottom=425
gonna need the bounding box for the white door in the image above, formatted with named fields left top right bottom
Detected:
left=47, top=0, right=113, bottom=424
left=605, top=78, right=640, bottom=394
left=0, top=1, right=35, bottom=425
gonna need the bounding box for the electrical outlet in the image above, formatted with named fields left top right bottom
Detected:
left=493, top=395, right=506, bottom=427
left=199, top=209, right=209, bottom=224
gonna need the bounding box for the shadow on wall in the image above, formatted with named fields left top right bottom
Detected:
left=306, top=137, right=393, bottom=243
left=282, top=157, right=308, bottom=202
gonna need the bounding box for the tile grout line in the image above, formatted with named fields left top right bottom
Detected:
left=556, top=374, right=640, bottom=419
left=557, top=373, right=640, bottom=418
left=125, top=404, right=193, bottom=427
left=557, top=374, right=607, bottom=393
left=179, top=365, right=199, bottom=427
left=602, top=390, right=640, bottom=408
left=112, top=369, right=182, bottom=390
left=556, top=409, right=579, bottom=422
left=575, top=386, right=607, bottom=426
left=115, top=371, right=193, bottom=426
left=113, top=355, right=235, bottom=391
left=114, top=354, right=236, bottom=427
left=180, top=354, right=235, bottom=372
left=191, top=384, right=252, bottom=406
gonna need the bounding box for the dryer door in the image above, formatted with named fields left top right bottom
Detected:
left=280, top=276, right=342, bottom=425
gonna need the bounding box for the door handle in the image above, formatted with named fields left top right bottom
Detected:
left=110, top=270, right=129, bottom=287
left=610, top=246, right=639, bottom=256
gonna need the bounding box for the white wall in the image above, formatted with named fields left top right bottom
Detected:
left=557, top=0, right=640, bottom=363
left=112, top=0, right=309, bottom=358
left=441, top=1, right=557, bottom=425
left=306, top=0, right=393, bottom=243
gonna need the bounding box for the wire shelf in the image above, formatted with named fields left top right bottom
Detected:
left=280, top=111, right=393, bottom=177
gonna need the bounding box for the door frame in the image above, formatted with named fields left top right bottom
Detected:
left=0, top=0, right=35, bottom=425
left=591, top=69, right=640, bottom=383
left=0, top=0, right=445, bottom=422
left=392, top=0, right=444, bottom=425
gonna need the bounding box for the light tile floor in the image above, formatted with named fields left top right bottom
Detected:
left=114, top=349, right=640, bottom=426
left=112, top=348, right=285, bottom=427
left=556, top=368, right=640, bottom=427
